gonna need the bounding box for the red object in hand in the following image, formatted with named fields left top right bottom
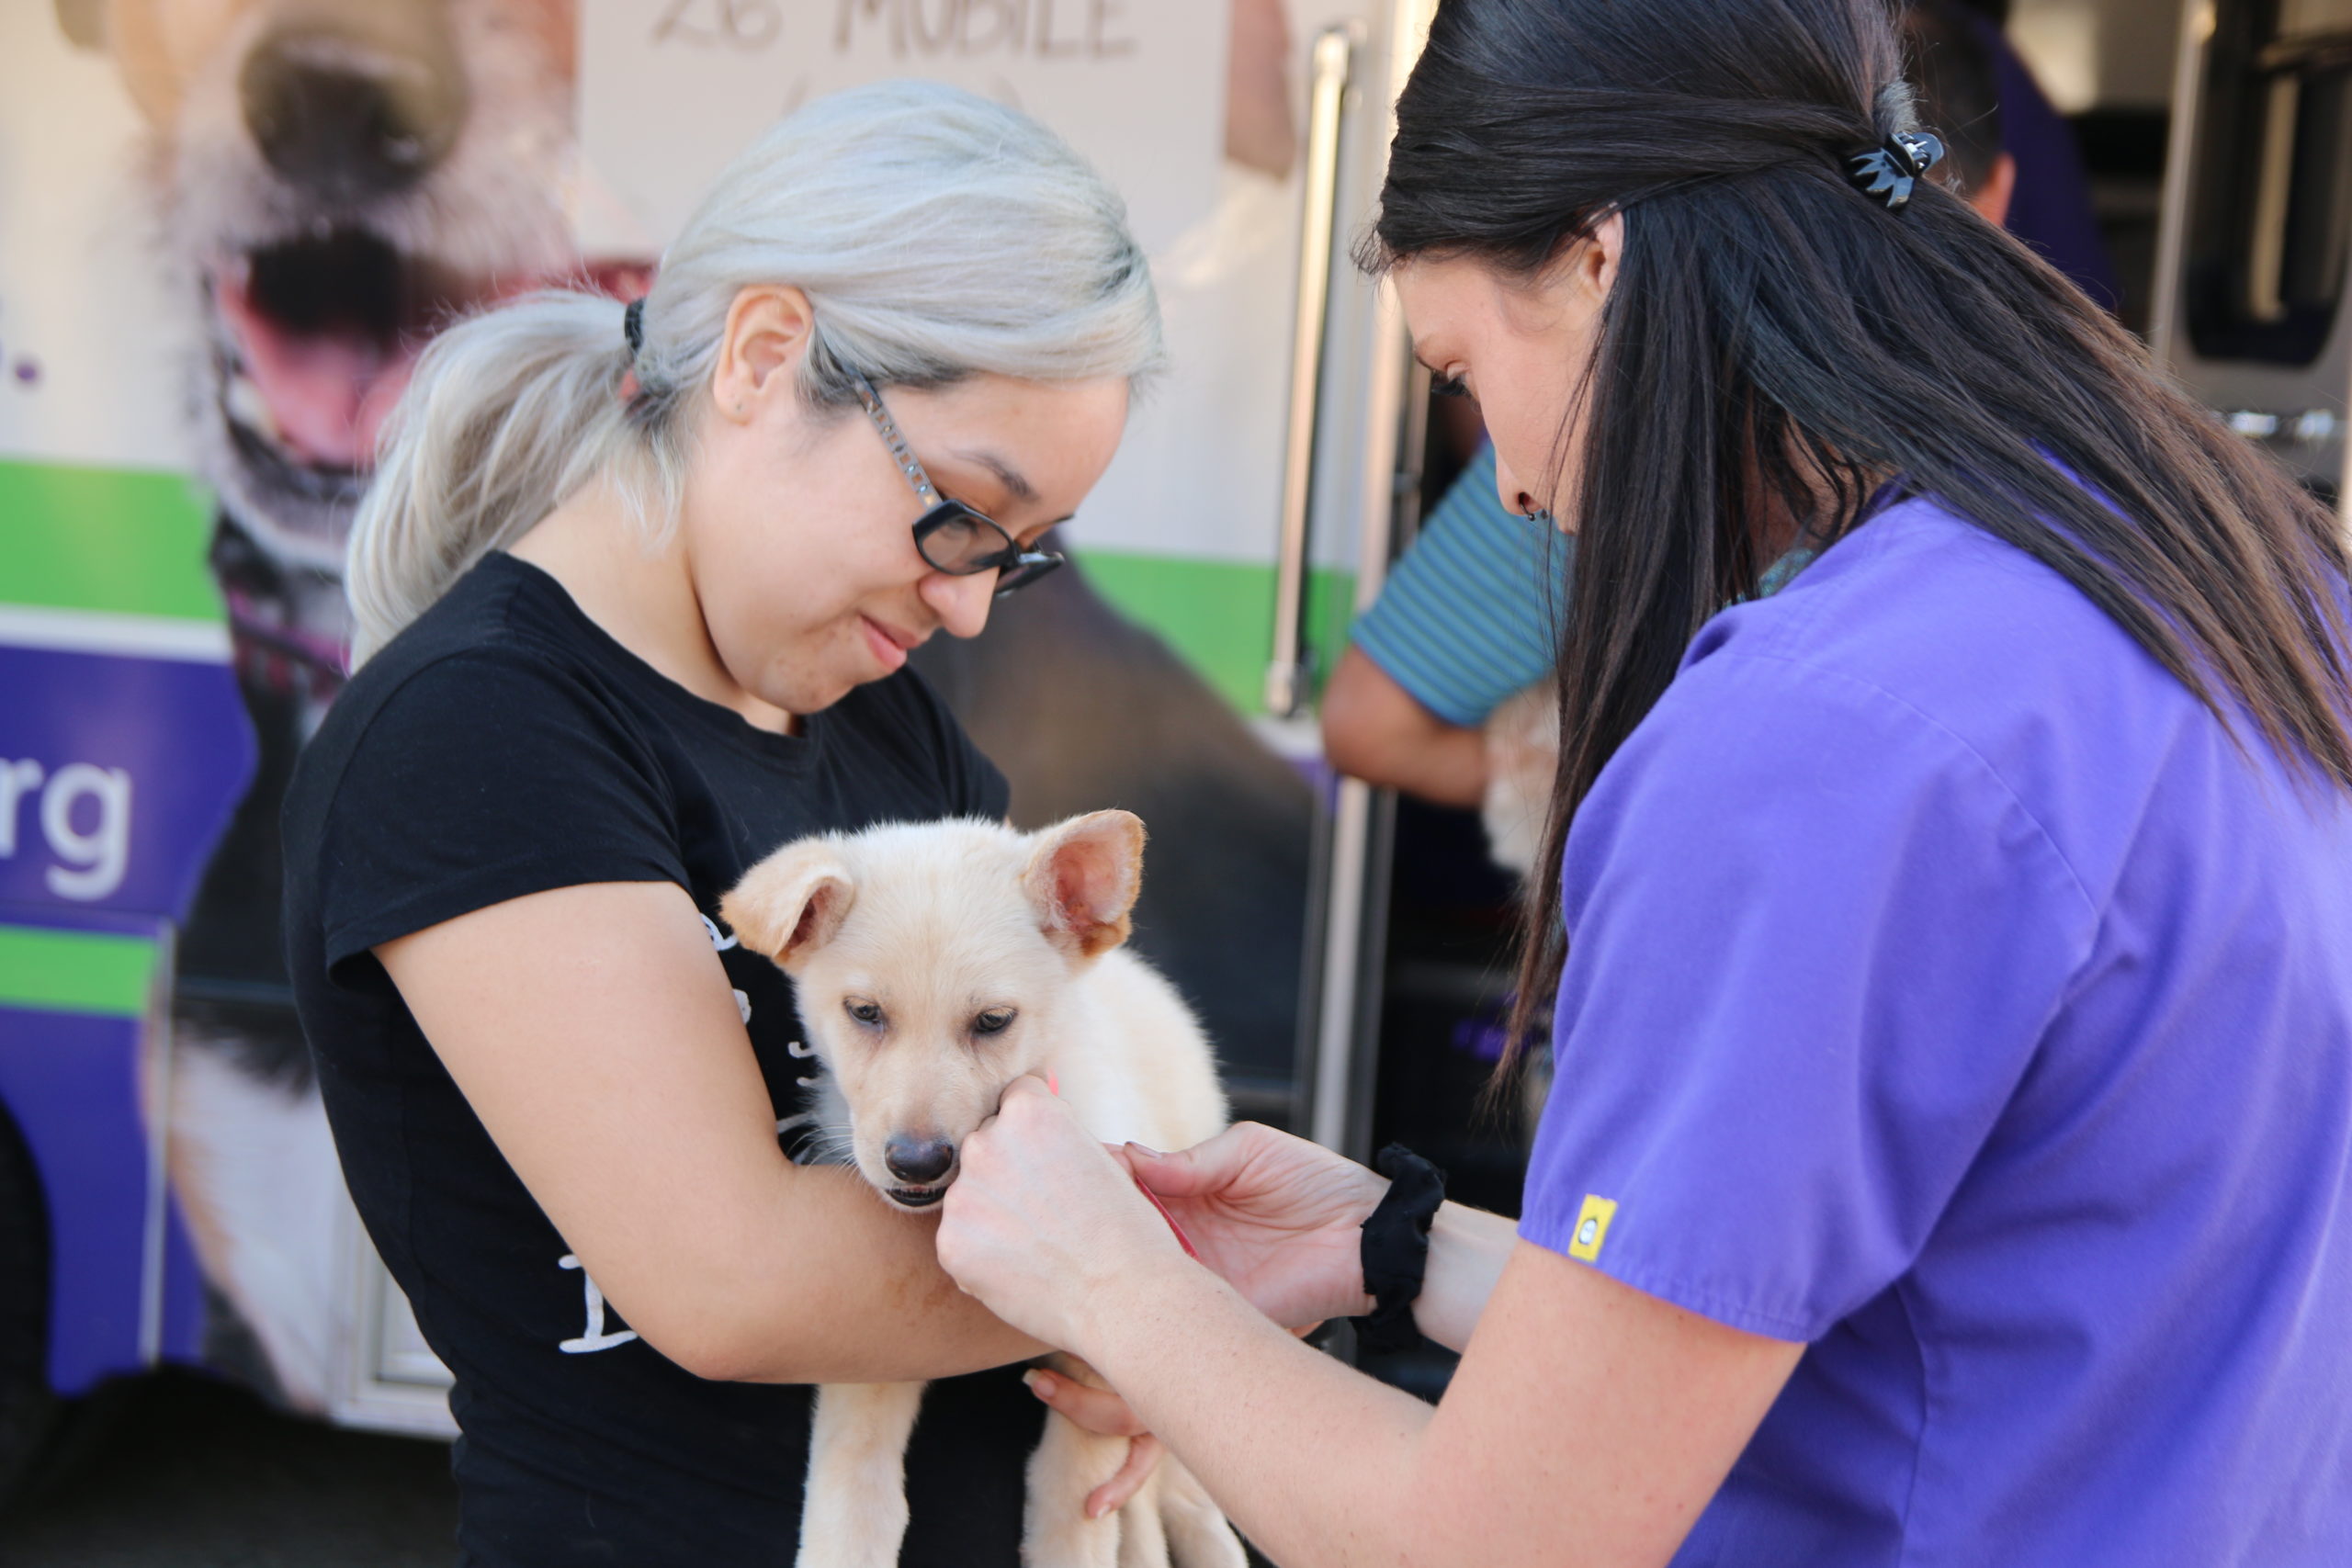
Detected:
left=1132, top=1177, right=1200, bottom=1259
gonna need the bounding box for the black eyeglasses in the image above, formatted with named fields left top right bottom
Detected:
left=851, top=372, right=1064, bottom=597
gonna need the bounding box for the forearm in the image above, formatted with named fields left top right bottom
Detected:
left=938, top=1100, right=1795, bottom=1568
left=1090, top=1260, right=1442, bottom=1568
left=624, top=1162, right=1042, bottom=1384
left=1413, top=1201, right=1518, bottom=1352
left=380, top=886, right=1042, bottom=1387
left=1086, top=1240, right=1780, bottom=1568
left=1334, top=724, right=1489, bottom=807
left=1321, top=648, right=1490, bottom=808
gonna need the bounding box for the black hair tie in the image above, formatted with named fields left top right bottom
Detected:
left=1845, top=130, right=1944, bottom=212
left=1353, top=1144, right=1447, bottom=1355
left=622, top=297, right=647, bottom=356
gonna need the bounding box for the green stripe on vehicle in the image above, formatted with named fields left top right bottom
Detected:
left=0, top=463, right=1360, bottom=710
left=1075, top=549, right=1357, bottom=716
left=0, top=459, right=223, bottom=623
left=0, top=925, right=159, bottom=1019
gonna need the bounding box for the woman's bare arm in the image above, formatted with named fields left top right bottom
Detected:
left=377, top=878, right=1039, bottom=1384
left=1320, top=646, right=1490, bottom=807
left=940, top=1084, right=1804, bottom=1568
left=1092, top=1241, right=1799, bottom=1568
left=1414, top=1201, right=1519, bottom=1351
left=1111, top=1124, right=1517, bottom=1353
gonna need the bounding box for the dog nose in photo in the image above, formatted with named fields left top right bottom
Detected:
left=884, top=1134, right=956, bottom=1186
left=240, top=17, right=467, bottom=200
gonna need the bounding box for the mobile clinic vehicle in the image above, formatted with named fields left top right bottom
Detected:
left=0, top=0, right=2334, bottom=1491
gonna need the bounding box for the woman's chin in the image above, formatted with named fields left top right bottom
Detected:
left=779, top=668, right=865, bottom=719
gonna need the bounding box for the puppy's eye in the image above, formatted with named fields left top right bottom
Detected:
left=844, top=998, right=886, bottom=1027
left=971, top=1008, right=1016, bottom=1037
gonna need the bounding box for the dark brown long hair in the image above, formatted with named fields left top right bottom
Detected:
left=1362, top=0, right=2352, bottom=1061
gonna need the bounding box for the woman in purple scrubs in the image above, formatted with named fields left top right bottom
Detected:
left=931, top=0, right=2352, bottom=1563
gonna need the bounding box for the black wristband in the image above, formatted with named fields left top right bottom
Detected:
left=1353, top=1144, right=1447, bottom=1355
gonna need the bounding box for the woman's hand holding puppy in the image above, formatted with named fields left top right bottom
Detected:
left=944, top=1080, right=1519, bottom=1363
left=941, top=1080, right=1396, bottom=1350
left=968, top=1097, right=1400, bottom=1524
left=938, top=1077, right=1189, bottom=1354
left=1120, top=1124, right=1386, bottom=1327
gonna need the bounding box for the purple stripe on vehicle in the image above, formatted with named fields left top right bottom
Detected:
left=0, top=646, right=254, bottom=919
left=0, top=1005, right=150, bottom=1396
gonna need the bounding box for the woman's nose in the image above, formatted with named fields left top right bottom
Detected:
left=1492, top=452, right=1564, bottom=532
left=919, top=569, right=995, bottom=639
left=1493, top=453, right=1531, bottom=516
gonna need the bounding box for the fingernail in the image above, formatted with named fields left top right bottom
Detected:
left=1087, top=1500, right=1108, bottom=1520
left=1125, top=1142, right=1160, bottom=1158
left=1024, top=1370, right=1055, bottom=1397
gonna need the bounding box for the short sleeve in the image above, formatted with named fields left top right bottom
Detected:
left=1349, top=447, right=1568, bottom=727
left=307, top=650, right=688, bottom=982
left=1518, top=651, right=2100, bottom=1340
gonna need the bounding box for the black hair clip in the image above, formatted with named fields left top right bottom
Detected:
left=623, top=297, right=647, bottom=356
left=1845, top=130, right=1944, bottom=212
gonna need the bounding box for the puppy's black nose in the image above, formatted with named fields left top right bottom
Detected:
left=241, top=18, right=467, bottom=200
left=883, top=1135, right=956, bottom=1186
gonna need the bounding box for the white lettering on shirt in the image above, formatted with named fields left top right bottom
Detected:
left=557, top=1253, right=640, bottom=1354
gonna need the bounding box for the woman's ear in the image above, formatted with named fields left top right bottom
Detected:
left=1969, top=152, right=2018, bottom=230
left=1584, top=210, right=1624, bottom=300
left=711, top=285, right=816, bottom=424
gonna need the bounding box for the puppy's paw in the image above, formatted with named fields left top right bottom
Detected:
left=1156, top=1459, right=1247, bottom=1568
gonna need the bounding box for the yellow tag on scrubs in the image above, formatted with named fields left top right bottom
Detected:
left=1568, top=1194, right=1619, bottom=1261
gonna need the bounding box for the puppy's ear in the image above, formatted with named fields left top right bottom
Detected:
left=1022, top=810, right=1146, bottom=959
left=720, top=840, right=855, bottom=970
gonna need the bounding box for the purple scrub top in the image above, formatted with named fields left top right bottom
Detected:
left=1521, top=498, right=2352, bottom=1564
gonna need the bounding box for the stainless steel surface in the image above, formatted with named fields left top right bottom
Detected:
left=1264, top=22, right=1359, bottom=720
left=136, top=927, right=174, bottom=1370
left=2146, top=0, right=2211, bottom=367
left=1297, top=0, right=1438, bottom=1156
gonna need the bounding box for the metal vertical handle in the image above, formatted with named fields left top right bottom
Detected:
left=1264, top=23, right=1357, bottom=718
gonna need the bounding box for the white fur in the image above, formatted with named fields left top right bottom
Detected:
left=157, top=1035, right=343, bottom=1411
left=722, top=813, right=1245, bottom=1568
left=135, top=0, right=580, bottom=579
left=96, top=0, right=579, bottom=1421
left=1481, top=681, right=1559, bottom=878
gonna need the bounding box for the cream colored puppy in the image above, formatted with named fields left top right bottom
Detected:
left=722, top=810, right=1246, bottom=1568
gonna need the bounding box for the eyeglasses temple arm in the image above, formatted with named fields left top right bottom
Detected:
left=850, top=371, right=944, bottom=509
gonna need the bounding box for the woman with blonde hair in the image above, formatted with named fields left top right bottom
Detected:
left=280, top=81, right=1161, bottom=1566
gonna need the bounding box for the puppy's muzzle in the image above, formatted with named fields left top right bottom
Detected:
left=883, top=1135, right=956, bottom=1207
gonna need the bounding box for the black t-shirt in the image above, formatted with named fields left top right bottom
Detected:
left=280, top=553, right=1041, bottom=1567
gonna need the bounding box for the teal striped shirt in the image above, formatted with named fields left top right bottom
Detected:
left=1350, top=448, right=1570, bottom=727
left=1348, top=448, right=1816, bottom=728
